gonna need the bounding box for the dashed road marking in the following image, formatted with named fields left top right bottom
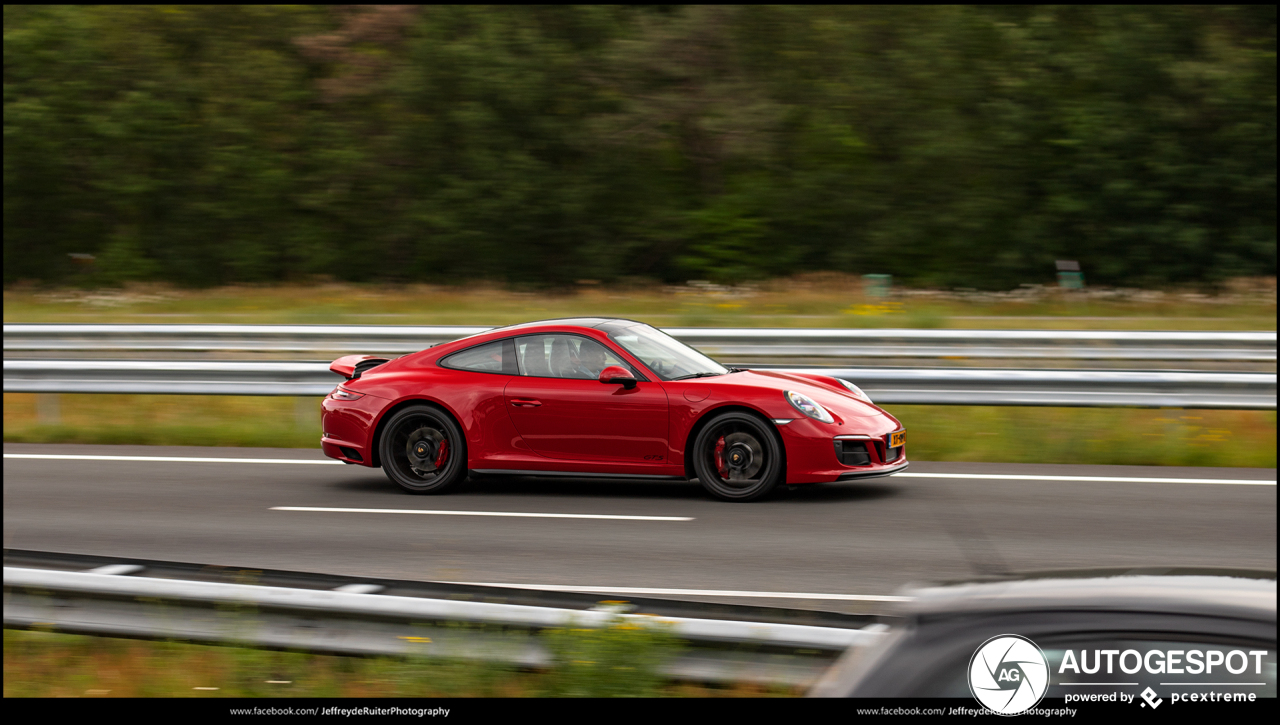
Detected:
left=271, top=506, right=693, bottom=522
left=440, top=581, right=910, bottom=602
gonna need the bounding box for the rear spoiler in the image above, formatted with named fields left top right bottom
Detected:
left=329, top=355, right=390, bottom=381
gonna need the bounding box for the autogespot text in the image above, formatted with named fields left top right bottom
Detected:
left=1057, top=648, right=1268, bottom=675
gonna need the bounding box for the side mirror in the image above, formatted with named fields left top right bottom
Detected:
left=598, top=365, right=638, bottom=389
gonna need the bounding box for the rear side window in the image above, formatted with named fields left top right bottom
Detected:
left=440, top=339, right=518, bottom=375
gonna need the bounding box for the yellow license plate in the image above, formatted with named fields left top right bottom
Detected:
left=890, top=431, right=906, bottom=447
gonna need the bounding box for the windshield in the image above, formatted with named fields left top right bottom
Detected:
left=601, top=322, right=729, bottom=381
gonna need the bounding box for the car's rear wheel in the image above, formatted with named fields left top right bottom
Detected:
left=380, top=405, right=467, bottom=494
left=691, top=412, right=783, bottom=502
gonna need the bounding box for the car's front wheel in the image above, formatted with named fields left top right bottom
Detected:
left=380, top=405, right=467, bottom=494
left=691, top=411, right=783, bottom=502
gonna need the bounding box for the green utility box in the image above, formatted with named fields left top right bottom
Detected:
left=863, top=274, right=892, bottom=298
left=1055, top=261, right=1084, bottom=289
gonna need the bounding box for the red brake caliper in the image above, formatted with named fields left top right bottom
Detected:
left=434, top=438, right=449, bottom=468
left=714, top=436, right=727, bottom=478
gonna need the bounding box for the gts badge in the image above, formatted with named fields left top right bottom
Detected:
left=643, top=455, right=664, bottom=461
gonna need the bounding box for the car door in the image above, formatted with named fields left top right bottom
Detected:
left=504, top=334, right=669, bottom=463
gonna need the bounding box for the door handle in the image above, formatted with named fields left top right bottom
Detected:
left=510, top=398, right=542, bottom=407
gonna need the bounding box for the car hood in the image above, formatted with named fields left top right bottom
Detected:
left=695, top=369, right=885, bottom=418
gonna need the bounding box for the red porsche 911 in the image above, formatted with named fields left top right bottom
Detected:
left=321, top=318, right=906, bottom=501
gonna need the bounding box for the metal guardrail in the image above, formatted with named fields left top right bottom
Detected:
left=4, top=360, right=334, bottom=396
left=4, top=560, right=885, bottom=687
left=5, top=324, right=1275, bottom=364
left=4, top=359, right=1274, bottom=408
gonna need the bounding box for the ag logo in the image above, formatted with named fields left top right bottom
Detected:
left=968, top=634, right=1049, bottom=715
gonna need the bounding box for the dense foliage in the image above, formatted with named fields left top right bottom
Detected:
left=5, top=6, right=1275, bottom=288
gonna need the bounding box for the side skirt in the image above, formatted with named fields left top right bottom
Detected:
left=471, top=469, right=689, bottom=481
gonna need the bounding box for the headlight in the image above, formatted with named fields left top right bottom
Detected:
left=836, top=378, right=872, bottom=402
left=785, top=390, right=834, bottom=424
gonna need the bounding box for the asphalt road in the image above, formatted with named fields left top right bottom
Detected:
left=4, top=443, right=1275, bottom=614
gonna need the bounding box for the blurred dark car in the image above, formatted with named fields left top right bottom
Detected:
left=809, top=568, right=1276, bottom=699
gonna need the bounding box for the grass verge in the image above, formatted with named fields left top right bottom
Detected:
left=884, top=405, right=1276, bottom=468
left=4, top=276, right=1275, bottom=329
left=3, top=627, right=796, bottom=698
left=4, top=394, right=1274, bottom=468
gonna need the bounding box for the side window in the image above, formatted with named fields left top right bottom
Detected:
left=440, top=339, right=518, bottom=375
left=516, top=335, right=634, bottom=380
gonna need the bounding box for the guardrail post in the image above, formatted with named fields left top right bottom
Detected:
left=36, top=394, right=59, bottom=425
left=295, top=396, right=315, bottom=429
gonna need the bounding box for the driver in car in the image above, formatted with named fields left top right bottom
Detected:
left=573, top=342, right=610, bottom=378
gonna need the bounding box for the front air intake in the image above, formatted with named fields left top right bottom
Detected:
left=834, top=440, right=871, bottom=466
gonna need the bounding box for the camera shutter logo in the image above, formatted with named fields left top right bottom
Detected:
left=968, top=635, right=1050, bottom=715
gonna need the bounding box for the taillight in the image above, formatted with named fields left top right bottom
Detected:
left=330, top=387, right=365, bottom=401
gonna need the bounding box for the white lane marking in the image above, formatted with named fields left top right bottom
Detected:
left=440, top=581, right=910, bottom=602
left=6, top=453, right=1272, bottom=485
left=4, top=453, right=343, bottom=465
left=334, top=583, right=385, bottom=595
left=272, top=506, right=692, bottom=522
left=894, top=472, right=1275, bottom=485
left=86, top=564, right=144, bottom=576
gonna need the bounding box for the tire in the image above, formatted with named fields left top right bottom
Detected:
left=690, top=411, right=784, bottom=502
left=379, top=404, right=467, bottom=494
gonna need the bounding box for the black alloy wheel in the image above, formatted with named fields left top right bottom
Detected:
left=691, top=411, right=784, bottom=501
left=380, top=405, right=467, bottom=494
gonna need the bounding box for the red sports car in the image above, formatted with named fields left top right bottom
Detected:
left=321, top=318, right=906, bottom=501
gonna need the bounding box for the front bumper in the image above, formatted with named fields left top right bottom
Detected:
left=776, top=416, right=908, bottom=484
left=836, top=461, right=910, bottom=481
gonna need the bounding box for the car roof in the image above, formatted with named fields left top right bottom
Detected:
left=899, top=568, right=1276, bottom=623
left=432, top=318, right=647, bottom=350
left=480, top=317, right=646, bottom=334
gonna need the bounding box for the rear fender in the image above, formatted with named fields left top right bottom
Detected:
left=368, top=397, right=466, bottom=469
